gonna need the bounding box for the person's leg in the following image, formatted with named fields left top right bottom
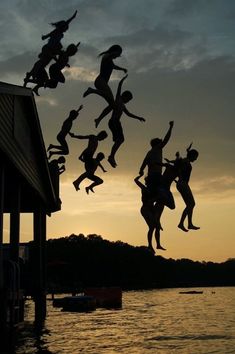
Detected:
left=178, top=207, right=189, bottom=232
left=73, top=172, right=87, bottom=191
left=186, top=186, right=200, bottom=229
left=86, top=175, right=103, bottom=193
left=32, top=83, right=44, bottom=96
left=177, top=182, right=189, bottom=232
left=46, top=65, right=61, bottom=88
left=108, top=122, right=124, bottom=167
left=154, top=204, right=164, bottom=231
left=56, top=136, right=69, bottom=155
left=108, top=138, right=124, bottom=167
left=48, top=136, right=69, bottom=158
left=95, top=105, right=113, bottom=128
left=141, top=207, right=155, bottom=253
left=154, top=228, right=166, bottom=251
left=153, top=204, right=166, bottom=250
left=84, top=77, right=114, bottom=106
left=31, top=67, right=49, bottom=94
left=46, top=80, right=58, bottom=89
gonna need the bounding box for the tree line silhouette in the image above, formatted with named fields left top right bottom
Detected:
left=23, top=234, right=235, bottom=294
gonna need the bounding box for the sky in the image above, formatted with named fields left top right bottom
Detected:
left=1, top=0, right=235, bottom=262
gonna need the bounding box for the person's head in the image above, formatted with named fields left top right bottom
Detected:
left=51, top=20, right=69, bottom=32
left=96, top=152, right=105, bottom=161
left=187, top=149, right=199, bottom=162
left=121, top=90, right=133, bottom=103
left=66, top=43, right=79, bottom=56
left=69, top=109, right=79, bottom=120
left=99, top=44, right=122, bottom=58
left=150, top=138, right=162, bottom=148
left=97, top=130, right=108, bottom=141
left=57, top=156, right=66, bottom=164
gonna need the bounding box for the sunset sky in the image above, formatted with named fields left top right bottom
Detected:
left=1, top=0, right=235, bottom=262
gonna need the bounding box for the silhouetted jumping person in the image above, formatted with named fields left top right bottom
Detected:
left=134, top=175, right=166, bottom=253
left=94, top=75, right=145, bottom=167
left=83, top=44, right=127, bottom=106
left=40, top=10, right=78, bottom=59
left=24, top=10, right=78, bottom=88
left=73, top=152, right=106, bottom=193
left=33, top=42, right=80, bottom=95
left=23, top=53, right=53, bottom=88
left=49, top=156, right=66, bottom=201
left=139, top=121, right=174, bottom=194
left=176, top=144, right=200, bottom=232
left=69, top=130, right=108, bottom=162
left=47, top=105, right=83, bottom=159
left=149, top=157, right=180, bottom=249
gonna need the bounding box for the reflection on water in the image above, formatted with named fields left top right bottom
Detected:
left=16, top=287, right=235, bottom=354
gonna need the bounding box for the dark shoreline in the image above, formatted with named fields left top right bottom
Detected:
left=21, top=234, right=235, bottom=296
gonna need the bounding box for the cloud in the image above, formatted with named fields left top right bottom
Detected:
left=0, top=51, right=36, bottom=78
left=105, top=24, right=209, bottom=73
left=63, top=66, right=97, bottom=82
left=166, top=0, right=205, bottom=17
left=193, top=175, right=235, bottom=201
left=59, top=173, right=139, bottom=217
left=36, top=96, right=59, bottom=107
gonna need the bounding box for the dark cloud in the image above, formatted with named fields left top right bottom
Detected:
left=165, top=0, right=235, bottom=18
left=0, top=51, right=36, bottom=79
left=166, top=0, right=205, bottom=17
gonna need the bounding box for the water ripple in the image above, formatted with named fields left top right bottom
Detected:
left=16, top=287, right=235, bottom=354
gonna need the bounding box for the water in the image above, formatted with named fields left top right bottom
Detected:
left=16, top=287, right=235, bottom=354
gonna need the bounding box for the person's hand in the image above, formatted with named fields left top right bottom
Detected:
left=69, top=132, right=75, bottom=137
left=139, top=117, right=145, bottom=122
left=123, top=68, right=128, bottom=74
left=78, top=104, right=83, bottom=111
left=169, top=121, right=174, bottom=128
left=94, top=118, right=100, bottom=128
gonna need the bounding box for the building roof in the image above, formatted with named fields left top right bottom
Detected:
left=0, top=81, right=60, bottom=213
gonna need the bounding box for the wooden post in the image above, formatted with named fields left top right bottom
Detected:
left=10, top=181, right=21, bottom=263
left=33, top=207, right=47, bottom=326
left=0, top=163, right=7, bottom=346
left=41, top=210, right=47, bottom=320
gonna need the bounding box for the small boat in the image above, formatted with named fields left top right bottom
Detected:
left=179, top=290, right=203, bottom=294
left=53, top=295, right=96, bottom=312
left=84, top=287, right=122, bottom=308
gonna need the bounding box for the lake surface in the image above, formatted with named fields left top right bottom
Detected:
left=16, top=287, right=235, bottom=354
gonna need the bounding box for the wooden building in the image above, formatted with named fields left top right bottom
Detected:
left=0, top=81, right=61, bottom=350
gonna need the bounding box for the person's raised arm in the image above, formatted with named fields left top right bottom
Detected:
left=95, top=105, right=112, bottom=128
left=186, top=142, right=193, bottom=153
left=116, top=74, right=128, bottom=98
left=76, top=104, right=83, bottom=113
left=161, top=121, right=174, bottom=147
left=66, top=10, right=78, bottom=24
